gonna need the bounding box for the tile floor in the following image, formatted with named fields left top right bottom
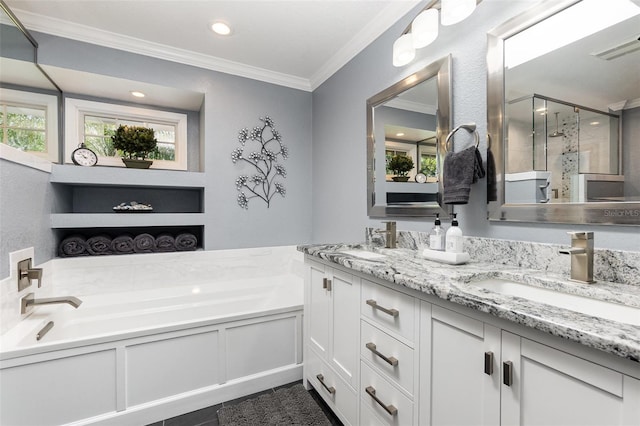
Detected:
left=147, top=381, right=343, bottom=426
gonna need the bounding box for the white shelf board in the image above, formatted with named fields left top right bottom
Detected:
left=51, top=213, right=206, bottom=229
left=50, top=164, right=205, bottom=188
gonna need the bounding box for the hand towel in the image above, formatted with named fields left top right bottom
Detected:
left=133, top=233, right=156, bottom=253
left=443, top=146, right=486, bottom=205
left=59, top=235, right=89, bottom=257
left=111, top=234, right=135, bottom=254
left=154, top=233, right=176, bottom=252
left=175, top=233, right=197, bottom=251
left=486, top=148, right=497, bottom=202
left=86, top=235, right=113, bottom=255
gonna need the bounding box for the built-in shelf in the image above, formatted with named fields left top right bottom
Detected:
left=50, top=164, right=205, bottom=188
left=51, top=213, right=206, bottom=229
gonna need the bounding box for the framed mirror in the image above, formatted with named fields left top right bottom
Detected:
left=367, top=55, right=452, bottom=218
left=487, top=0, right=640, bottom=225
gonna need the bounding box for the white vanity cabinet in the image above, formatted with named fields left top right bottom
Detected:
left=303, top=256, right=640, bottom=426
left=304, top=259, right=360, bottom=425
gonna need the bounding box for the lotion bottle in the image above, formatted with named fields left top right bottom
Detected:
left=429, top=213, right=445, bottom=251
left=445, top=213, right=464, bottom=253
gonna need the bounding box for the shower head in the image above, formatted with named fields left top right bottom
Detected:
left=549, top=112, right=564, bottom=138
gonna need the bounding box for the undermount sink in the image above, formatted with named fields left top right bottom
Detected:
left=340, top=249, right=387, bottom=261
left=472, top=279, right=640, bottom=326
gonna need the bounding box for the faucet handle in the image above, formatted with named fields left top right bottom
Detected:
left=18, top=258, right=43, bottom=291
left=567, top=231, right=593, bottom=240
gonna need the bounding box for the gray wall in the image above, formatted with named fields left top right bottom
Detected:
left=1, top=33, right=313, bottom=279
left=311, top=0, right=639, bottom=252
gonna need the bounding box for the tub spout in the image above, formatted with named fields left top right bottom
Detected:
left=21, top=293, right=82, bottom=314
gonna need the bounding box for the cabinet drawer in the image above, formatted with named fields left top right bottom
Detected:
left=361, top=279, right=415, bottom=342
left=306, top=347, right=358, bottom=426
left=361, top=321, right=414, bottom=396
left=360, top=361, right=413, bottom=426
left=360, top=401, right=388, bottom=426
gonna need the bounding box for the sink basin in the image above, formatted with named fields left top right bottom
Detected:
left=472, top=279, right=640, bottom=326
left=340, top=250, right=387, bottom=261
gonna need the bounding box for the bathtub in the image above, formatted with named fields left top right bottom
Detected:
left=0, top=246, right=304, bottom=426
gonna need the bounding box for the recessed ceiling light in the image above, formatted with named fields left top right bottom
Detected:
left=590, top=121, right=600, bottom=126
left=130, top=91, right=145, bottom=98
left=396, top=132, right=405, bottom=137
left=211, top=21, right=232, bottom=36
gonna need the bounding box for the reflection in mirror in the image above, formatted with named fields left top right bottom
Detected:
left=368, top=55, right=452, bottom=218
left=1, top=0, right=61, bottom=163
left=487, top=0, right=640, bottom=225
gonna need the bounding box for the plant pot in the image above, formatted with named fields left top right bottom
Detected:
left=392, top=176, right=410, bottom=182
left=122, top=158, right=153, bottom=169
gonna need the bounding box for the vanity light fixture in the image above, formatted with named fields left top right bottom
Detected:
left=130, top=91, right=145, bottom=98
left=393, top=0, right=481, bottom=67
left=211, top=21, right=232, bottom=36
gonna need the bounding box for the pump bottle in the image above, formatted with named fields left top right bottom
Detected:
left=429, top=214, right=445, bottom=251
left=445, top=213, right=463, bottom=253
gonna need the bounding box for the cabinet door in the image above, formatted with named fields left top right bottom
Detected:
left=308, top=261, right=330, bottom=358
left=420, top=303, right=501, bottom=426
left=501, top=332, right=640, bottom=426
left=330, top=268, right=360, bottom=388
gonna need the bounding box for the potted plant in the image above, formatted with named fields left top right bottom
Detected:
left=388, top=154, right=414, bottom=182
left=111, top=125, right=158, bottom=169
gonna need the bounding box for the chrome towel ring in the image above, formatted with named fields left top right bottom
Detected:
left=445, top=123, right=479, bottom=152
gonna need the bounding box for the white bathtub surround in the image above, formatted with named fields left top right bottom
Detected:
left=300, top=243, right=640, bottom=362
left=366, top=229, right=640, bottom=286
left=0, top=246, right=303, bottom=426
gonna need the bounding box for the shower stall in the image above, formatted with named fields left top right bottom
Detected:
left=505, top=94, right=622, bottom=203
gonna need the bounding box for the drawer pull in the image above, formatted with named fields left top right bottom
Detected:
left=365, top=385, right=398, bottom=416
left=316, top=374, right=336, bottom=395
left=366, top=342, right=398, bottom=366
left=366, top=299, right=399, bottom=317
left=484, top=351, right=494, bottom=375
left=322, top=278, right=332, bottom=291
left=503, top=361, right=513, bottom=386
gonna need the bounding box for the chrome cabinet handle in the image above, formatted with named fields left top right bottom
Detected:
left=365, top=386, right=398, bottom=416
left=503, top=361, right=513, bottom=386
left=316, top=374, right=335, bottom=395
left=322, top=278, right=332, bottom=291
left=366, top=299, right=399, bottom=317
left=484, top=351, right=494, bottom=376
left=366, top=342, right=398, bottom=366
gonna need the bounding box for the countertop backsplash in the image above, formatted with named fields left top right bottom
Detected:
left=365, top=228, right=639, bottom=287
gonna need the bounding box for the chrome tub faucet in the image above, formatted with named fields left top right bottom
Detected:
left=376, top=221, right=397, bottom=248
left=559, top=231, right=595, bottom=283
left=21, top=293, right=83, bottom=314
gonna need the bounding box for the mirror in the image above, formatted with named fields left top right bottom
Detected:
left=487, top=0, right=640, bottom=225
left=0, top=2, right=59, bottom=92
left=367, top=55, right=452, bottom=218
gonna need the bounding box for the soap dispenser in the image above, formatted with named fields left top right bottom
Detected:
left=429, top=213, right=445, bottom=251
left=445, top=213, right=463, bottom=253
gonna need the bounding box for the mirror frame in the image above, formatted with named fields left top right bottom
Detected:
left=367, top=55, right=452, bottom=218
left=487, top=0, right=639, bottom=226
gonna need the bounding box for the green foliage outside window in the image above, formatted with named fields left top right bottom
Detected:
left=0, top=106, right=47, bottom=152
left=420, top=155, right=437, bottom=176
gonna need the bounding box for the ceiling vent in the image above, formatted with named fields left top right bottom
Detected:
left=592, top=36, right=640, bottom=61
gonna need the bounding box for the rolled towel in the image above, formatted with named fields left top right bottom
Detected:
left=175, top=233, right=197, bottom=251
left=133, top=233, right=155, bottom=253
left=86, top=235, right=113, bottom=255
left=443, top=146, right=486, bottom=205
left=59, top=235, right=89, bottom=257
left=111, top=234, right=135, bottom=254
left=154, top=233, right=176, bottom=252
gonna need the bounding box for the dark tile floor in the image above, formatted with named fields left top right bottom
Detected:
left=147, top=381, right=343, bottom=426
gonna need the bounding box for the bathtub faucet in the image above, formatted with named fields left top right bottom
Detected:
left=21, top=293, right=83, bottom=314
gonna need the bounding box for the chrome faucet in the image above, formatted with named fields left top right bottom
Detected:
left=21, top=293, right=83, bottom=314
left=375, top=221, right=397, bottom=248
left=559, top=231, right=595, bottom=283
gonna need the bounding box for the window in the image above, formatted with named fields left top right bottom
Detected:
left=0, top=88, right=59, bottom=163
left=66, top=98, right=188, bottom=170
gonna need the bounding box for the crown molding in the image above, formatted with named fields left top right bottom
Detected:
left=13, top=9, right=312, bottom=91
left=309, top=1, right=421, bottom=90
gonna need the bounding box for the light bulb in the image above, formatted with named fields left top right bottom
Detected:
left=441, top=0, right=476, bottom=26
left=412, top=8, right=439, bottom=48
left=393, top=33, right=416, bottom=67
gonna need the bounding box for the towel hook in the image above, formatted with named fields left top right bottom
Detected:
left=445, top=123, right=479, bottom=152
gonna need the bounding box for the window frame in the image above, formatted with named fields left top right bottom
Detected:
left=65, top=98, right=188, bottom=170
left=0, top=87, right=59, bottom=163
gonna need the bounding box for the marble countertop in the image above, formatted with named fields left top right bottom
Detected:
left=298, top=243, right=640, bottom=362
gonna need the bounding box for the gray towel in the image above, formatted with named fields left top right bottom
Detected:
left=154, top=233, right=176, bottom=252
left=443, top=146, right=486, bottom=204
left=86, top=235, right=113, bottom=255
left=175, top=233, right=197, bottom=251
left=111, top=235, right=135, bottom=254
left=133, top=233, right=155, bottom=253
left=59, top=235, right=89, bottom=257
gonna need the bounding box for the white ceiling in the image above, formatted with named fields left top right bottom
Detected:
left=5, top=0, right=421, bottom=91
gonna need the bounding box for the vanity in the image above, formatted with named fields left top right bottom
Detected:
left=299, top=239, right=640, bottom=426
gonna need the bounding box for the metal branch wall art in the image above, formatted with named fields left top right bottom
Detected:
left=231, top=116, right=288, bottom=209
